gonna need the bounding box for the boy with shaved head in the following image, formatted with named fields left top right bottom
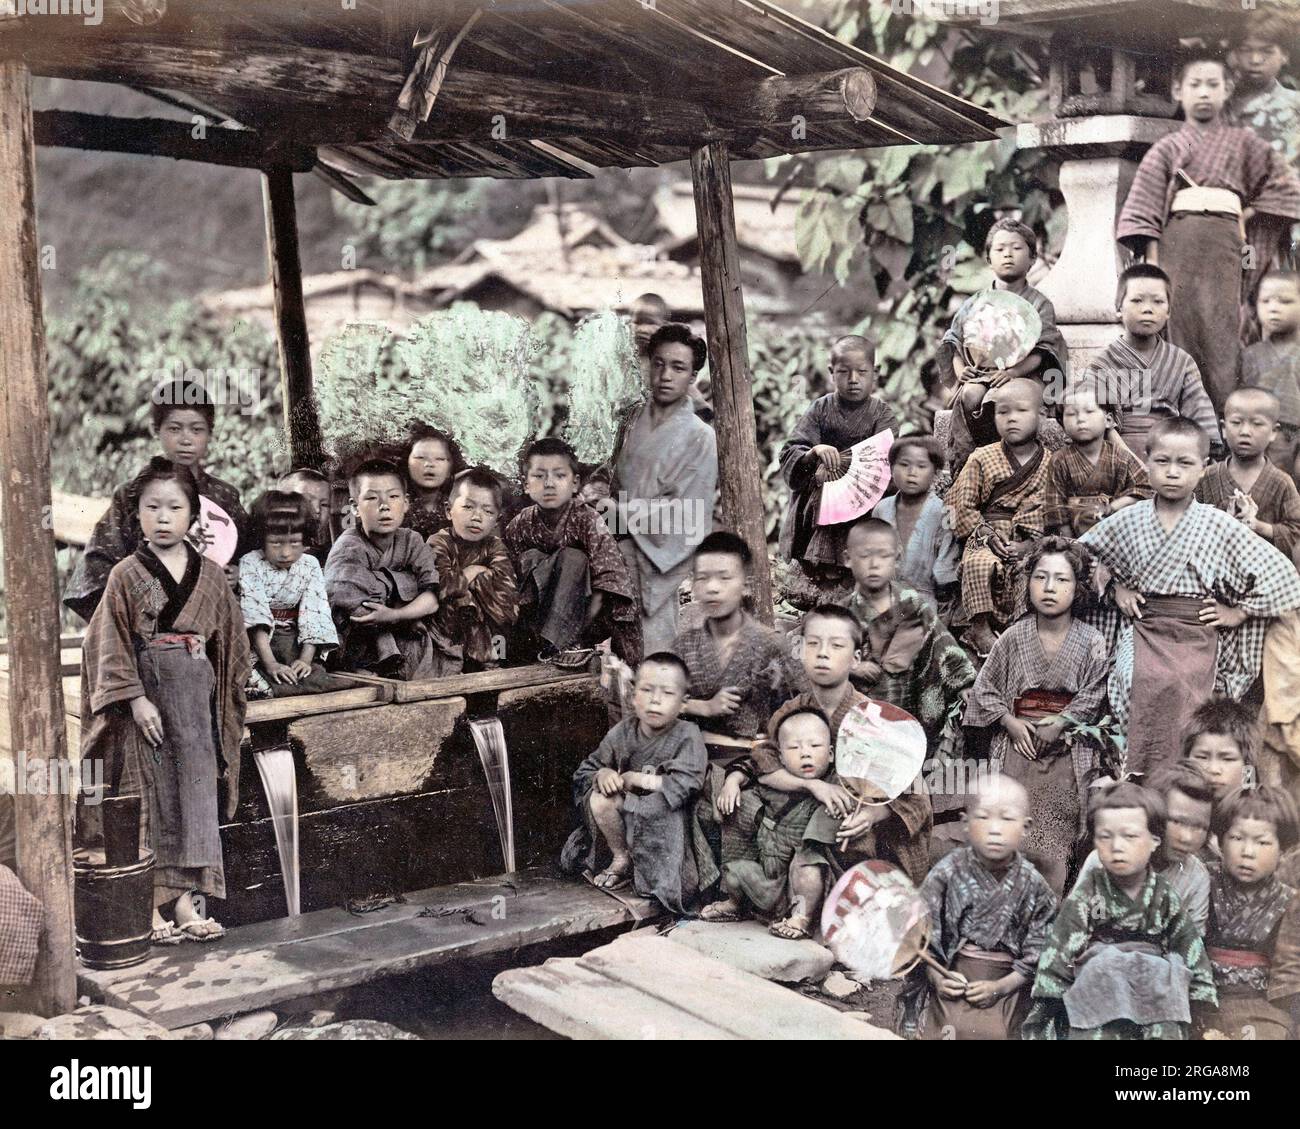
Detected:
left=945, top=377, right=1049, bottom=655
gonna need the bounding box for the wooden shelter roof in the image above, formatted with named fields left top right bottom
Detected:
left=3, top=0, right=1006, bottom=182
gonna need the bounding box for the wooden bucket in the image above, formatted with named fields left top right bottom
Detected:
left=73, top=846, right=155, bottom=970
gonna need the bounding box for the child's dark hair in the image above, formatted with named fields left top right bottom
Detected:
left=647, top=323, right=708, bottom=373
left=1146, top=414, right=1211, bottom=458
left=1230, top=11, right=1297, bottom=50
left=1173, top=48, right=1231, bottom=85
left=693, top=530, right=751, bottom=571
left=280, top=466, right=330, bottom=488
left=126, top=456, right=201, bottom=523
left=349, top=458, right=406, bottom=493
left=1116, top=262, right=1171, bottom=308
left=983, top=218, right=1037, bottom=262
left=775, top=704, right=832, bottom=745
left=631, top=292, right=670, bottom=320
left=404, top=423, right=467, bottom=490
left=1258, top=268, right=1300, bottom=295
left=1213, top=785, right=1300, bottom=852
left=449, top=466, right=504, bottom=509
left=802, top=603, right=864, bottom=648
left=888, top=435, right=943, bottom=471
left=1024, top=535, right=1090, bottom=615
left=637, top=651, right=690, bottom=686
left=252, top=490, right=314, bottom=544
left=1088, top=781, right=1166, bottom=839
left=150, top=379, right=216, bottom=432
left=521, top=436, right=580, bottom=477
left=1145, top=761, right=1215, bottom=809
left=1180, top=695, right=1260, bottom=768
left=846, top=515, right=899, bottom=546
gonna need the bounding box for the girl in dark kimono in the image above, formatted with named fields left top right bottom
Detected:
left=80, top=459, right=251, bottom=943
left=402, top=424, right=467, bottom=540
left=1198, top=786, right=1300, bottom=1040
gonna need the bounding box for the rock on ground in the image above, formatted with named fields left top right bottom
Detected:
left=36, top=1005, right=173, bottom=1040
left=269, top=1019, right=419, bottom=1040
left=820, top=970, right=861, bottom=1000
left=0, top=1011, right=48, bottom=1040
left=666, top=920, right=835, bottom=982
left=175, top=1022, right=214, bottom=1040
left=215, top=1009, right=279, bottom=1041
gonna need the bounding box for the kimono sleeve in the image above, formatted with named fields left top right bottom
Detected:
left=573, top=724, right=622, bottom=803
left=962, top=631, right=1013, bottom=728
left=82, top=566, right=147, bottom=715
left=944, top=450, right=990, bottom=540
left=1218, top=518, right=1300, bottom=619
left=467, top=537, right=519, bottom=629
left=1246, top=133, right=1300, bottom=222
left=1022, top=884, right=1094, bottom=1039
left=1015, top=873, right=1060, bottom=981
left=1176, top=359, right=1221, bottom=442
left=297, top=555, right=339, bottom=647
left=625, top=724, right=707, bottom=818
left=1061, top=630, right=1110, bottom=724
left=1117, top=137, right=1174, bottom=248
left=1162, top=887, right=1217, bottom=1007
left=427, top=532, right=467, bottom=605
left=940, top=296, right=973, bottom=352
left=917, top=854, right=953, bottom=957
left=404, top=533, right=440, bottom=594
left=323, top=534, right=379, bottom=616
left=1042, top=451, right=1074, bottom=532
left=1078, top=509, right=1141, bottom=588
left=1265, top=896, right=1300, bottom=1006
left=63, top=484, right=136, bottom=622
left=1116, top=448, right=1153, bottom=502
left=238, top=553, right=274, bottom=631
left=779, top=399, right=827, bottom=493
left=1266, top=475, right=1300, bottom=561
left=930, top=504, right=961, bottom=590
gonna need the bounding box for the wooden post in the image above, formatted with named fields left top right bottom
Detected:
left=261, top=166, right=325, bottom=470
left=0, top=60, right=77, bottom=1017
left=690, top=141, right=773, bottom=623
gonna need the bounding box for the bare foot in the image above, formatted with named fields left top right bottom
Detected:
left=173, top=891, right=223, bottom=940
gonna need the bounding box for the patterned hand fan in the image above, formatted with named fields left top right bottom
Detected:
left=820, top=860, right=933, bottom=979
left=834, top=697, right=927, bottom=805
left=816, top=429, right=893, bottom=526
left=960, top=290, right=1041, bottom=373
left=188, top=495, right=239, bottom=566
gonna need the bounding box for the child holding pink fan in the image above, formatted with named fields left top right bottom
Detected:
left=777, top=335, right=896, bottom=587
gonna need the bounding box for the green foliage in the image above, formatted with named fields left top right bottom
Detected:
left=782, top=4, right=1057, bottom=412
left=332, top=180, right=491, bottom=273
left=563, top=311, right=643, bottom=464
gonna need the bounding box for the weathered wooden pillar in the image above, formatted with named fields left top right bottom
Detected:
left=0, top=59, right=77, bottom=1016
left=262, top=166, right=325, bottom=470
left=690, top=141, right=773, bottom=622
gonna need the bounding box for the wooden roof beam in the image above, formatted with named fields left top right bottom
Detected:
left=33, top=109, right=315, bottom=170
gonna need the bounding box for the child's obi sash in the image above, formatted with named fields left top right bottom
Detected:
left=144, top=632, right=206, bottom=657
left=1208, top=945, right=1271, bottom=996
left=1013, top=688, right=1074, bottom=722
left=1064, top=940, right=1192, bottom=1030
left=1171, top=187, right=1243, bottom=219
left=271, top=606, right=300, bottom=634
left=1127, top=595, right=1219, bottom=777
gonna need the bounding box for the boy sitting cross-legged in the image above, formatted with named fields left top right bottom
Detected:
left=1023, top=782, right=1218, bottom=1040
left=426, top=467, right=519, bottom=671
left=504, top=436, right=641, bottom=664
left=325, top=458, right=459, bottom=680
left=564, top=653, right=707, bottom=912
left=900, top=774, right=1058, bottom=1041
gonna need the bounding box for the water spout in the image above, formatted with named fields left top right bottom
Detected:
left=253, top=746, right=300, bottom=916
left=468, top=717, right=515, bottom=873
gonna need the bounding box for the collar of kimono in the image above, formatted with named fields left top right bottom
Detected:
left=133, top=541, right=202, bottom=631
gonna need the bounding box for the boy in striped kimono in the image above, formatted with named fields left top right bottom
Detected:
left=1196, top=388, right=1300, bottom=562
left=945, top=377, right=1048, bottom=656
left=1083, top=264, right=1219, bottom=458
left=1117, top=52, right=1300, bottom=414
left=1080, top=417, right=1300, bottom=778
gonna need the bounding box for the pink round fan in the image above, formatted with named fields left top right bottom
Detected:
left=187, top=495, right=240, bottom=566
left=834, top=697, right=927, bottom=805
left=816, top=429, right=893, bottom=526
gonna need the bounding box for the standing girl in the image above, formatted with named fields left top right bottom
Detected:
left=963, top=537, right=1110, bottom=894
left=402, top=424, right=466, bottom=540
left=80, top=458, right=251, bottom=942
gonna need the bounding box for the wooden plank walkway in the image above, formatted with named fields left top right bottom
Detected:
left=78, top=871, right=658, bottom=1030
left=493, top=933, right=898, bottom=1040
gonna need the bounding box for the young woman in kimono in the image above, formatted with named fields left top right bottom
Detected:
left=402, top=423, right=467, bottom=541
left=1197, top=786, right=1300, bottom=1040
left=1024, top=783, right=1218, bottom=1040
left=963, top=537, right=1109, bottom=895
left=777, top=334, right=897, bottom=583
left=901, top=775, right=1058, bottom=1040
left=80, top=459, right=251, bottom=943
left=65, top=380, right=249, bottom=622
left=1080, top=417, right=1300, bottom=778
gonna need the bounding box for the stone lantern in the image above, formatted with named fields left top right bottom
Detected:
left=939, top=0, right=1251, bottom=370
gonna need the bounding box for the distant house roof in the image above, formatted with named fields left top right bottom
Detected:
left=655, top=182, right=802, bottom=265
